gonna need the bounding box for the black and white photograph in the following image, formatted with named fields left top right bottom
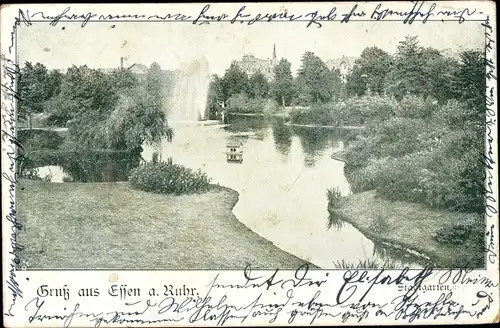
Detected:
left=12, top=8, right=489, bottom=270
left=2, top=1, right=498, bottom=326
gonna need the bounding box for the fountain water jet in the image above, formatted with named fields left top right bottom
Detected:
left=168, top=57, right=211, bottom=122
left=153, top=56, right=211, bottom=161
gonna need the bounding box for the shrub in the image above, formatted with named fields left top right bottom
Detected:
left=21, top=167, right=43, bottom=181
left=326, top=187, right=343, bottom=209
left=327, top=212, right=346, bottom=231
left=18, top=129, right=64, bottom=150
left=347, top=141, right=485, bottom=214
left=367, top=151, right=435, bottom=203
left=225, top=94, right=278, bottom=114
left=343, top=134, right=381, bottom=176
left=342, top=93, right=484, bottom=214
left=394, top=95, right=436, bottom=119
left=289, top=104, right=337, bottom=126
left=432, top=217, right=483, bottom=246
left=433, top=99, right=483, bottom=129
left=288, top=95, right=402, bottom=127
left=342, top=94, right=399, bottom=124
left=129, top=160, right=212, bottom=195
left=371, top=214, right=390, bottom=233
left=332, top=259, right=403, bottom=269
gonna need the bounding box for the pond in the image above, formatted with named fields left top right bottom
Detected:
left=22, top=148, right=141, bottom=183
left=143, top=116, right=425, bottom=269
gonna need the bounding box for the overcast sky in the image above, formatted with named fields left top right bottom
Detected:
left=17, top=4, right=485, bottom=76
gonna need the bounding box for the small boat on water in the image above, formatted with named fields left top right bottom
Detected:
left=225, top=141, right=243, bottom=163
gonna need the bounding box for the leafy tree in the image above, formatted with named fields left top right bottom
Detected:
left=451, top=49, right=486, bottom=108
left=329, top=68, right=343, bottom=102
left=18, top=62, right=50, bottom=129
left=448, top=50, right=486, bottom=214
left=248, top=72, right=270, bottom=99
left=58, top=65, right=172, bottom=151
left=206, top=88, right=218, bottom=120
left=145, top=62, right=165, bottom=107
left=109, top=68, right=140, bottom=95
left=97, top=90, right=173, bottom=150
left=209, top=74, right=225, bottom=105
left=346, top=47, right=393, bottom=96
left=44, top=66, right=109, bottom=127
left=222, top=63, right=250, bottom=100
left=62, top=65, right=118, bottom=116
left=63, top=66, right=119, bottom=145
left=226, top=92, right=251, bottom=110
left=346, top=66, right=367, bottom=97
left=206, top=74, right=225, bottom=119
left=296, top=52, right=333, bottom=104
left=46, top=69, right=64, bottom=99
left=419, top=48, right=459, bottom=104
left=272, top=58, right=295, bottom=107
left=384, top=36, right=427, bottom=100
left=44, top=93, right=87, bottom=127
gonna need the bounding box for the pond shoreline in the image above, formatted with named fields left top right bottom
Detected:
left=285, top=122, right=366, bottom=130
left=212, top=184, right=321, bottom=268
left=329, top=202, right=434, bottom=266
left=327, top=191, right=484, bottom=268
left=330, top=150, right=347, bottom=162
left=227, top=112, right=289, bottom=118
left=18, top=179, right=315, bottom=269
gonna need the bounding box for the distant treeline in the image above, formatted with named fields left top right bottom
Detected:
left=207, top=35, right=483, bottom=118
left=18, top=62, right=173, bottom=151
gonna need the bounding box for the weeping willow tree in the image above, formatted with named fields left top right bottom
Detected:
left=66, top=66, right=173, bottom=152
left=96, top=91, right=173, bottom=150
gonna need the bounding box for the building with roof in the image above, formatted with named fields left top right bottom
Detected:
left=232, top=45, right=278, bottom=81
left=127, top=63, right=149, bottom=82
left=96, top=68, right=117, bottom=74
left=95, top=58, right=177, bottom=86
left=225, top=141, right=243, bottom=163
left=326, top=56, right=357, bottom=82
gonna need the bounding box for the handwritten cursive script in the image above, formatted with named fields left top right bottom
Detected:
left=5, top=2, right=482, bottom=31
left=1, top=49, right=26, bottom=317
left=482, top=15, right=498, bottom=266
left=337, top=266, right=434, bottom=304
left=21, top=266, right=498, bottom=327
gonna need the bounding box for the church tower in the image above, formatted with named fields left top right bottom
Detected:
left=273, top=44, right=277, bottom=62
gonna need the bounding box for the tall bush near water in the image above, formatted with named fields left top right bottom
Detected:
left=61, top=65, right=173, bottom=151
left=342, top=58, right=485, bottom=214
left=272, top=58, right=295, bottom=107
left=18, top=62, right=51, bottom=129
left=129, top=160, right=212, bottom=195
left=340, top=42, right=486, bottom=214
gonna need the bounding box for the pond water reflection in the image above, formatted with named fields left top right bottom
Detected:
left=143, top=116, right=425, bottom=268
left=35, top=165, right=71, bottom=183
left=23, top=149, right=140, bottom=183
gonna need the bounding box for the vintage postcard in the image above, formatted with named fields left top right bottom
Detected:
left=1, top=1, right=498, bottom=326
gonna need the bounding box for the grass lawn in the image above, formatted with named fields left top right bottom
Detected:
left=328, top=191, right=484, bottom=268
left=18, top=179, right=312, bottom=269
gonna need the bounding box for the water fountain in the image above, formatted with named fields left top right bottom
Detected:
left=152, top=56, right=213, bottom=161
left=168, top=57, right=211, bottom=124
